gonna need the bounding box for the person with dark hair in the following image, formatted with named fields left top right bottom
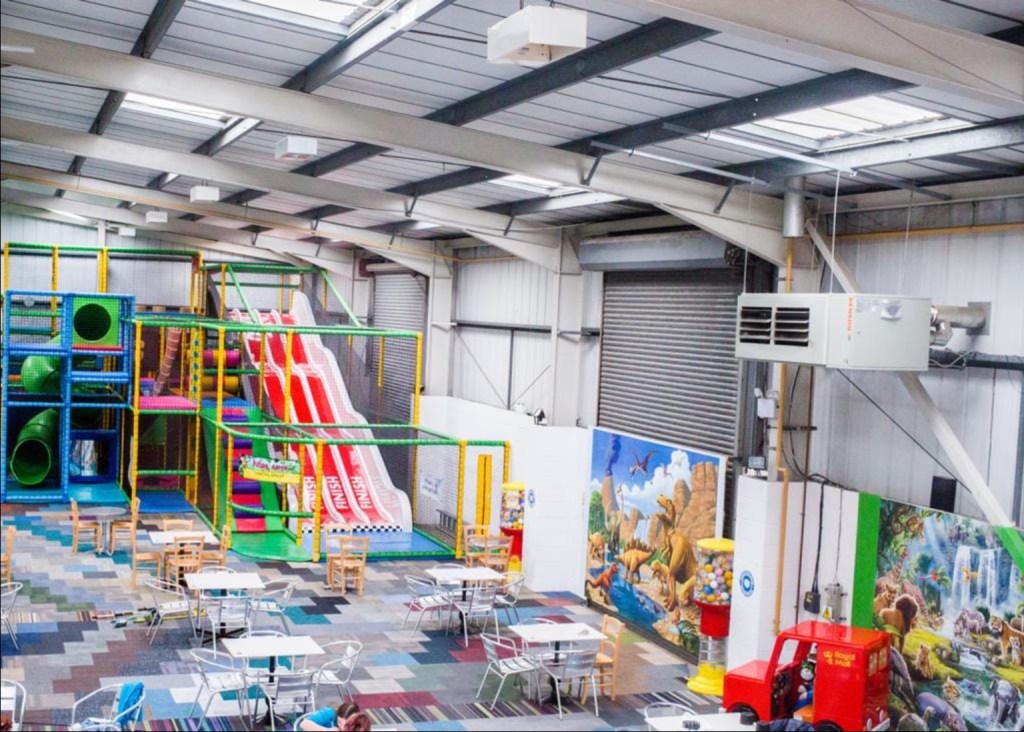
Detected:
left=300, top=702, right=372, bottom=731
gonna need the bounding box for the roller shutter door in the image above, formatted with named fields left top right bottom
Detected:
left=371, top=273, right=427, bottom=424
left=598, top=269, right=743, bottom=456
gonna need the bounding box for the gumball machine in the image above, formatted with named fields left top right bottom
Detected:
left=499, top=482, right=525, bottom=572
left=687, top=537, right=735, bottom=696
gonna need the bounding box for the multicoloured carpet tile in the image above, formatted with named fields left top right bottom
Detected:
left=1, top=504, right=717, bottom=730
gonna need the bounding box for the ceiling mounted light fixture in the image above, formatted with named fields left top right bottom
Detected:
left=488, top=6, right=587, bottom=67
left=145, top=210, right=169, bottom=223
left=189, top=185, right=220, bottom=202
left=274, top=135, right=318, bottom=161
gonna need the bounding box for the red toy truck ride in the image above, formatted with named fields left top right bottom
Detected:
left=723, top=621, right=891, bottom=731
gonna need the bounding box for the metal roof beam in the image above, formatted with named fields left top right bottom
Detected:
left=367, top=68, right=911, bottom=200
left=1, top=118, right=562, bottom=269
left=698, top=116, right=1024, bottom=181
left=0, top=30, right=785, bottom=264
left=190, top=0, right=456, bottom=160
left=617, top=0, right=1024, bottom=112
left=0, top=166, right=418, bottom=274
left=291, top=18, right=713, bottom=183
left=934, top=153, right=1024, bottom=177
left=62, top=0, right=186, bottom=186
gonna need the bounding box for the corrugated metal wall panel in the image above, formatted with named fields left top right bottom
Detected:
left=452, top=328, right=513, bottom=409
left=598, top=269, right=743, bottom=455
left=810, top=230, right=1024, bottom=522
left=455, top=251, right=553, bottom=325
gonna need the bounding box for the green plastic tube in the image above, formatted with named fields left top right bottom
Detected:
left=9, top=408, right=58, bottom=486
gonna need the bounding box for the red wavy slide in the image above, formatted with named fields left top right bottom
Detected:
left=235, top=296, right=411, bottom=531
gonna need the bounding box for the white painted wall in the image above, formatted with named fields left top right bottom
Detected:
left=729, top=476, right=859, bottom=670
left=809, top=229, right=1023, bottom=523
left=419, top=395, right=591, bottom=594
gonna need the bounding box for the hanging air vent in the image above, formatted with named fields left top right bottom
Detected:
left=145, top=210, right=168, bottom=224
left=735, top=293, right=931, bottom=371
left=190, top=185, right=220, bottom=202
left=274, top=135, right=318, bottom=161
left=488, top=7, right=587, bottom=67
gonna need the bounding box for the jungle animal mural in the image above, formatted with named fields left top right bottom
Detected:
left=871, top=500, right=1024, bottom=731
left=585, top=428, right=725, bottom=653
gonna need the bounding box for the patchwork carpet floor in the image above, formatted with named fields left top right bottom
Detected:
left=1, top=504, right=716, bottom=730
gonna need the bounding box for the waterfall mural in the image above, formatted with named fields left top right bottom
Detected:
left=584, top=428, right=726, bottom=654
left=869, top=499, right=1024, bottom=730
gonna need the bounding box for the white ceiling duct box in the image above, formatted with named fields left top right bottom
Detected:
left=275, top=135, right=318, bottom=161
left=118, top=226, right=136, bottom=237
left=488, top=7, right=586, bottom=66
left=190, top=185, right=220, bottom=202
left=145, top=210, right=168, bottom=224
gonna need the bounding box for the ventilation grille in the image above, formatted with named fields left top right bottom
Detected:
left=739, top=306, right=811, bottom=348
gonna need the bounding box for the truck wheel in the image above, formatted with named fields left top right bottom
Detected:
left=815, top=723, right=842, bottom=732
left=729, top=704, right=758, bottom=722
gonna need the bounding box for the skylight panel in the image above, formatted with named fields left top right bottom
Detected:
left=195, top=0, right=398, bottom=33
left=492, top=174, right=584, bottom=197
left=736, top=96, right=947, bottom=143
left=247, top=0, right=355, bottom=24
left=123, top=93, right=238, bottom=128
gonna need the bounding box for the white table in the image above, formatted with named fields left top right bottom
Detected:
left=509, top=622, right=606, bottom=646
left=148, top=530, right=218, bottom=545
left=509, top=623, right=606, bottom=702
left=80, top=507, right=128, bottom=555
left=425, top=566, right=503, bottom=585
left=223, top=636, right=324, bottom=725
left=184, top=572, right=264, bottom=592
left=646, top=712, right=754, bottom=731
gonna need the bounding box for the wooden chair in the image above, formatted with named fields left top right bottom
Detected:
left=109, top=497, right=140, bottom=553
left=162, top=518, right=195, bottom=532
left=202, top=525, right=231, bottom=567
left=131, top=524, right=162, bottom=589
left=479, top=536, right=512, bottom=573
left=327, top=536, right=369, bottom=596
left=588, top=614, right=625, bottom=701
left=462, top=524, right=490, bottom=566
left=70, top=499, right=101, bottom=554
left=164, top=536, right=204, bottom=585
left=1, top=525, right=15, bottom=584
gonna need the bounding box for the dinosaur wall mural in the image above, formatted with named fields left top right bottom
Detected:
left=585, top=427, right=726, bottom=654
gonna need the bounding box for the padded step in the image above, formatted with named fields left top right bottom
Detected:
left=232, top=480, right=262, bottom=495
left=234, top=518, right=266, bottom=533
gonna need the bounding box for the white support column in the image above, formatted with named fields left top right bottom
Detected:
left=424, top=246, right=454, bottom=397
left=548, top=235, right=586, bottom=426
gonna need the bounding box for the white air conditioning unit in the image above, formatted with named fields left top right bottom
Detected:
left=145, top=210, right=168, bottom=224
left=190, top=185, right=220, bottom=202
left=488, top=7, right=587, bottom=67
left=274, top=135, right=318, bottom=161
left=117, top=226, right=136, bottom=237
left=735, top=293, right=931, bottom=371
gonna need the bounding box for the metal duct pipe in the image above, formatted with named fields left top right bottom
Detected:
left=932, top=305, right=989, bottom=332
left=782, top=176, right=806, bottom=239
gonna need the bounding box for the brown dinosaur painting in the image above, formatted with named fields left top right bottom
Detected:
left=655, top=494, right=697, bottom=611
left=618, top=539, right=654, bottom=585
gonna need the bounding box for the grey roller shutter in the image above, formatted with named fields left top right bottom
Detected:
left=371, top=273, right=427, bottom=424
left=598, top=269, right=743, bottom=456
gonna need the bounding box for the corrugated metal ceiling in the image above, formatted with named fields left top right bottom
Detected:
left=1, top=0, right=1020, bottom=239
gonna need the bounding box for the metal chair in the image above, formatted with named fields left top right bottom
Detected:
left=430, top=562, right=464, bottom=592
left=247, top=667, right=316, bottom=732
left=402, top=576, right=453, bottom=631
left=1, top=582, right=22, bottom=650
left=476, top=633, right=540, bottom=710
left=0, top=678, right=26, bottom=731
left=450, top=584, right=500, bottom=648
left=250, top=579, right=297, bottom=635
left=644, top=702, right=696, bottom=730
left=144, top=579, right=196, bottom=645
left=198, top=594, right=251, bottom=648
left=69, top=683, right=145, bottom=731
left=188, top=648, right=249, bottom=729
left=313, top=640, right=362, bottom=704
left=495, top=572, right=525, bottom=625
left=539, top=649, right=600, bottom=719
